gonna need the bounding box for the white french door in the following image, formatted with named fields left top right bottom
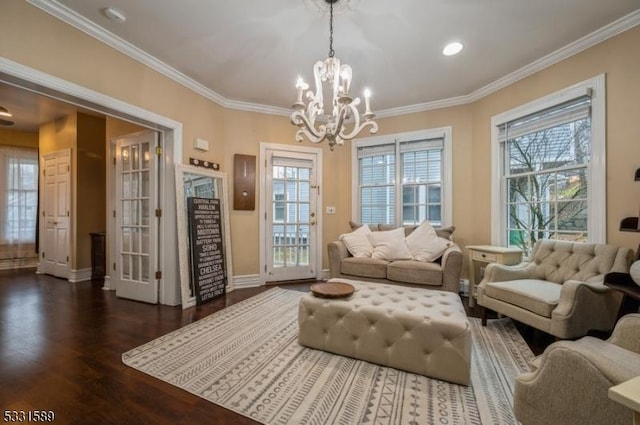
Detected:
left=113, top=131, right=159, bottom=303
left=40, top=149, right=71, bottom=278
left=264, top=147, right=321, bottom=282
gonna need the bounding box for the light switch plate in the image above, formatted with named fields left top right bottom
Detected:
left=326, top=206, right=336, bottom=214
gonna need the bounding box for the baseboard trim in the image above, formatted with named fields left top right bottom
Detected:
left=233, top=270, right=329, bottom=290
left=102, top=275, right=112, bottom=290
left=232, top=274, right=262, bottom=289
left=69, top=268, right=92, bottom=283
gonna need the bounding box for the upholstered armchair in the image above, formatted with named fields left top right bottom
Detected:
left=513, top=313, right=640, bottom=425
left=476, top=240, right=633, bottom=339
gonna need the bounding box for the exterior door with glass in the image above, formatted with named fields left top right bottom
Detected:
left=113, top=131, right=159, bottom=303
left=265, top=149, right=319, bottom=282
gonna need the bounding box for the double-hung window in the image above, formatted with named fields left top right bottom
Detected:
left=491, top=75, right=606, bottom=253
left=352, top=128, right=452, bottom=227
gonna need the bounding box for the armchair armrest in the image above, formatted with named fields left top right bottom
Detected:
left=608, top=313, right=640, bottom=354
left=482, top=261, right=534, bottom=283
left=328, top=240, right=350, bottom=278
left=441, top=243, right=463, bottom=293
left=514, top=338, right=640, bottom=425
left=551, top=279, right=622, bottom=338
left=553, top=279, right=612, bottom=318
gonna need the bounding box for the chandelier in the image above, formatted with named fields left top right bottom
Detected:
left=290, top=0, right=378, bottom=150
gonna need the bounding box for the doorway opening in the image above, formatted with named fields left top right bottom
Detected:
left=0, top=58, right=183, bottom=305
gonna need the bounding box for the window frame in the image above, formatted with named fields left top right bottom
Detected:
left=351, top=127, right=453, bottom=227
left=490, top=74, right=606, bottom=247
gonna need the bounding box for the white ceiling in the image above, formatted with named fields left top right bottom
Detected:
left=2, top=0, right=640, bottom=131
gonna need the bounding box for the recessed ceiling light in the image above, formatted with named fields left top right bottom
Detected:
left=102, top=7, right=127, bottom=23
left=442, top=42, right=464, bottom=56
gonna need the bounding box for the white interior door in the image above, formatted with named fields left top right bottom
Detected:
left=264, top=148, right=320, bottom=282
left=113, top=131, right=159, bottom=303
left=40, top=149, right=71, bottom=278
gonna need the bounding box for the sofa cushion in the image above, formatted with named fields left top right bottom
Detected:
left=339, top=224, right=373, bottom=258
left=484, top=279, right=561, bottom=317
left=377, top=223, right=456, bottom=240
left=405, top=221, right=452, bottom=262
left=341, top=257, right=389, bottom=279
left=368, top=228, right=413, bottom=261
left=388, top=260, right=443, bottom=285
left=348, top=221, right=378, bottom=232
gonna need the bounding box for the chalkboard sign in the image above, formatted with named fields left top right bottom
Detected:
left=187, top=197, right=226, bottom=305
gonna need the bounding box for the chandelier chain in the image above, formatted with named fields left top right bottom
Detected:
left=328, top=1, right=334, bottom=58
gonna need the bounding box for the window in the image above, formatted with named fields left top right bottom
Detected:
left=352, top=128, right=452, bottom=227
left=0, top=147, right=38, bottom=244
left=491, top=75, right=606, bottom=253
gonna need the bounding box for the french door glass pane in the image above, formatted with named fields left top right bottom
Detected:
left=271, top=162, right=311, bottom=268
left=122, top=254, right=130, bottom=279
left=120, top=140, right=152, bottom=283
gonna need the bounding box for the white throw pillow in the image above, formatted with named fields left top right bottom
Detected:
left=405, top=221, right=452, bottom=262
left=367, top=227, right=413, bottom=261
left=339, top=225, right=374, bottom=258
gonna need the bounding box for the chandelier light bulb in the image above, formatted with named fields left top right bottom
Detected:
left=363, top=88, right=372, bottom=115
left=295, top=76, right=308, bottom=104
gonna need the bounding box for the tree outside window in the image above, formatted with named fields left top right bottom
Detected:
left=506, top=117, right=590, bottom=254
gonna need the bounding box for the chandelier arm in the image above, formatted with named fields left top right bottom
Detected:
left=337, top=103, right=379, bottom=140
left=290, top=110, right=326, bottom=141
left=296, top=126, right=327, bottom=144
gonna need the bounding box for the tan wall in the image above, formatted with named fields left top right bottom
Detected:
left=39, top=114, right=76, bottom=155
left=105, top=118, right=146, bottom=141
left=76, top=113, right=106, bottom=270
left=3, top=1, right=639, bottom=279
left=0, top=128, right=39, bottom=148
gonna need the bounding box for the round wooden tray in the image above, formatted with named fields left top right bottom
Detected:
left=310, top=281, right=355, bottom=298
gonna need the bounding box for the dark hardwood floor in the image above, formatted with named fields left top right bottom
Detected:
left=0, top=268, right=555, bottom=425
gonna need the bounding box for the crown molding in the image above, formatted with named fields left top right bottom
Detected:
left=224, top=98, right=291, bottom=117
left=26, top=1, right=234, bottom=106
left=378, top=8, right=640, bottom=117
left=26, top=1, right=640, bottom=119
left=28, top=0, right=294, bottom=117
left=466, top=8, right=640, bottom=103
left=375, top=94, right=470, bottom=118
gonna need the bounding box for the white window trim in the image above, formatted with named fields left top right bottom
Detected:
left=351, top=127, right=453, bottom=227
left=490, top=74, right=606, bottom=246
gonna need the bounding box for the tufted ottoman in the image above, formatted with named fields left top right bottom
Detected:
left=298, top=279, right=471, bottom=385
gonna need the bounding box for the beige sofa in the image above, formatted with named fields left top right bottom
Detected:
left=477, top=239, right=634, bottom=339
left=328, top=224, right=463, bottom=293
left=514, top=313, right=640, bottom=425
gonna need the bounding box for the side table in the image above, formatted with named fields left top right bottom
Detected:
left=609, top=376, right=640, bottom=425
left=466, top=245, right=522, bottom=307
left=604, top=272, right=640, bottom=320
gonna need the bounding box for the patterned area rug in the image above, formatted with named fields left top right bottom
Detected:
left=122, top=288, right=533, bottom=424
